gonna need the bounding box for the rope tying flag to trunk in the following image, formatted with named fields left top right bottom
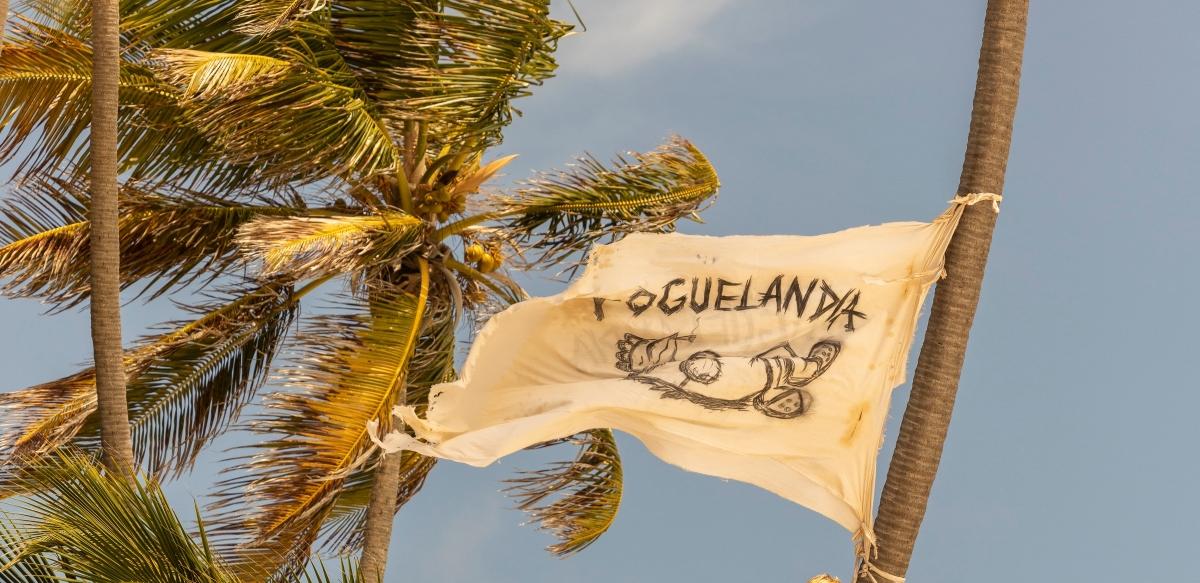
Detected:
left=952, top=191, right=1003, bottom=213
left=369, top=198, right=983, bottom=570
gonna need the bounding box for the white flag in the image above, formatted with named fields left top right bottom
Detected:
left=372, top=204, right=969, bottom=542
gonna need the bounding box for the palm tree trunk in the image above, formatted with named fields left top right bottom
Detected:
left=90, top=0, right=135, bottom=476
left=869, top=0, right=1028, bottom=578
left=359, top=452, right=405, bottom=583
left=359, top=259, right=431, bottom=583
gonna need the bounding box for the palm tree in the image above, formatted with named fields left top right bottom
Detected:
left=0, top=453, right=362, bottom=583
left=869, top=0, right=1028, bottom=579
left=0, top=1, right=719, bottom=579
left=89, top=0, right=136, bottom=477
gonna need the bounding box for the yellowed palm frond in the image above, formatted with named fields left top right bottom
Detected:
left=153, top=49, right=294, bottom=98
left=234, top=0, right=328, bottom=35
left=446, top=154, right=519, bottom=199
left=237, top=212, right=424, bottom=279
left=210, top=267, right=432, bottom=578
left=318, top=280, right=459, bottom=554
left=0, top=21, right=265, bottom=190
left=505, top=429, right=623, bottom=556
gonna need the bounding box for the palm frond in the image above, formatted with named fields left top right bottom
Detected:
left=237, top=212, right=425, bottom=280
left=0, top=520, right=58, bottom=582
left=505, top=429, right=623, bottom=557
left=320, top=451, right=436, bottom=553
left=494, top=137, right=720, bottom=268
left=96, top=284, right=301, bottom=477
left=0, top=178, right=300, bottom=307
left=162, top=39, right=404, bottom=185
left=210, top=271, right=432, bottom=578
left=319, top=279, right=456, bottom=554
left=386, top=1, right=571, bottom=143
left=299, top=557, right=362, bottom=583
left=0, top=453, right=240, bottom=583
left=0, top=372, right=97, bottom=480
left=153, top=49, right=295, bottom=98
left=0, top=283, right=302, bottom=489
left=235, top=0, right=328, bottom=36
left=0, top=22, right=177, bottom=178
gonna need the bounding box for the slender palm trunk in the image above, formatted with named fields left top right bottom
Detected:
left=90, top=0, right=135, bottom=475
left=359, top=452, right=405, bottom=582
left=359, top=259, right=430, bottom=583
left=1, top=0, right=9, bottom=40
left=869, top=0, right=1028, bottom=578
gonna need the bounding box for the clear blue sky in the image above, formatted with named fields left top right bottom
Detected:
left=3, top=0, right=1198, bottom=581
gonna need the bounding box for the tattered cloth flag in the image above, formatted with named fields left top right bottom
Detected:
left=371, top=199, right=988, bottom=562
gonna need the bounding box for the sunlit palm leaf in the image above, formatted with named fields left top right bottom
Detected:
left=0, top=453, right=241, bottom=583
left=0, top=178, right=300, bottom=306
left=299, top=557, right=362, bottom=583
left=505, top=429, right=623, bottom=556
left=0, top=22, right=176, bottom=177
left=237, top=212, right=425, bottom=280
left=494, top=137, right=720, bottom=268
left=154, top=49, right=295, bottom=98
left=0, top=521, right=58, bottom=582
left=319, top=285, right=455, bottom=553
left=0, top=283, right=301, bottom=490
left=210, top=272, right=431, bottom=578
left=89, top=284, right=300, bottom=477
left=165, top=40, right=403, bottom=185
left=381, top=0, right=571, bottom=144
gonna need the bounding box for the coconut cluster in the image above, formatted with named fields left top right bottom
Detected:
left=464, top=242, right=503, bottom=273
left=413, top=181, right=467, bottom=223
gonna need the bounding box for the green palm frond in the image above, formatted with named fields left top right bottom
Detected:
left=0, top=18, right=291, bottom=191
left=502, top=138, right=718, bottom=268
left=210, top=270, right=432, bottom=578
left=153, top=49, right=295, bottom=98
left=17, top=0, right=91, bottom=35
left=0, top=22, right=177, bottom=177
left=0, top=178, right=300, bottom=306
left=0, top=283, right=303, bottom=489
left=437, top=137, right=719, bottom=268
left=372, top=0, right=571, bottom=145
left=300, top=559, right=363, bottom=583
left=93, top=284, right=301, bottom=477
left=237, top=212, right=425, bottom=280
left=0, top=520, right=58, bottom=582
left=0, top=453, right=241, bottom=583
left=505, top=429, right=623, bottom=557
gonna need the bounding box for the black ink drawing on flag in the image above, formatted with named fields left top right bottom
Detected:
left=615, top=333, right=841, bottom=419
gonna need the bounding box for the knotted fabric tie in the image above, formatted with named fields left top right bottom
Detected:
left=949, top=191, right=1003, bottom=213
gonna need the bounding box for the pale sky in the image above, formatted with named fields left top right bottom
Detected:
left=3, top=1, right=1199, bottom=581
